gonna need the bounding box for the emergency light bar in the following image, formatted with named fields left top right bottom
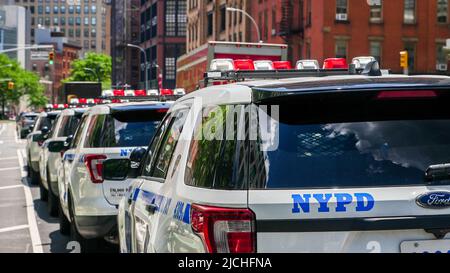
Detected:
left=203, top=61, right=386, bottom=87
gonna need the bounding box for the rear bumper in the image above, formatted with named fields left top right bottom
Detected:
left=74, top=215, right=117, bottom=240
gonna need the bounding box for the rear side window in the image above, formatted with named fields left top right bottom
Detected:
left=250, top=90, right=450, bottom=189
left=184, top=105, right=248, bottom=190
left=56, top=116, right=71, bottom=137
left=150, top=109, right=189, bottom=179
left=71, top=115, right=88, bottom=149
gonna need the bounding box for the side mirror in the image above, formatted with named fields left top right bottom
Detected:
left=48, top=140, right=66, bottom=153
left=32, top=133, right=43, bottom=142
left=41, top=126, right=50, bottom=135
left=103, top=159, right=131, bottom=181
left=130, top=147, right=147, bottom=168
left=64, top=135, right=74, bottom=147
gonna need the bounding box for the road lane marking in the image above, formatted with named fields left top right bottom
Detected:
left=0, top=167, right=20, bottom=172
left=0, top=185, right=23, bottom=191
left=0, top=225, right=29, bottom=234
left=17, top=149, right=43, bottom=253
left=0, top=156, right=18, bottom=161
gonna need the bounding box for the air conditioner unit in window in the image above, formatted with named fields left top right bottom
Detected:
left=336, top=13, right=348, bottom=21
left=436, top=63, right=448, bottom=71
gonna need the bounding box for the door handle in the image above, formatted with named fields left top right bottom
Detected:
left=146, top=204, right=157, bottom=215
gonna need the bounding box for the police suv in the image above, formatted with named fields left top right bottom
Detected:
left=38, top=108, right=85, bottom=216
left=111, top=63, right=450, bottom=253
left=26, top=111, right=60, bottom=185
left=59, top=101, right=172, bottom=251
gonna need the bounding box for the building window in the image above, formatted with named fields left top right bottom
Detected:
left=220, top=5, right=226, bottom=32
left=207, top=12, right=213, bottom=37
left=306, top=0, right=312, bottom=27
left=437, top=0, right=448, bottom=23
left=436, top=43, right=447, bottom=71
left=335, top=40, right=347, bottom=59
left=165, top=0, right=186, bottom=37
left=370, top=1, right=382, bottom=22
left=370, top=41, right=382, bottom=64
left=336, top=0, right=348, bottom=21
left=404, top=0, right=416, bottom=24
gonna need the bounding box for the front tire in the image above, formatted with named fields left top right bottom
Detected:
left=58, top=203, right=70, bottom=236
left=39, top=180, right=48, bottom=201
left=30, top=166, right=40, bottom=186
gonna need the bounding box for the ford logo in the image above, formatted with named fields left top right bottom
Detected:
left=416, top=192, right=450, bottom=209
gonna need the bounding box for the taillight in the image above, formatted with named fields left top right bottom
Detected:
left=191, top=204, right=256, bottom=253
left=84, top=154, right=107, bottom=183
left=37, top=140, right=44, bottom=146
left=377, top=90, right=438, bottom=99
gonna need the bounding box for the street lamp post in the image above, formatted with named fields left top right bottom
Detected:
left=126, top=44, right=148, bottom=92
left=226, top=7, right=262, bottom=43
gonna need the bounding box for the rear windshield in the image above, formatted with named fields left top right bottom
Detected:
left=250, top=91, right=450, bottom=189
left=84, top=110, right=166, bottom=148
left=24, top=115, right=37, bottom=121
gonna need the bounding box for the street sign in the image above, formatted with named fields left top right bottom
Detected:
left=30, top=51, right=50, bottom=60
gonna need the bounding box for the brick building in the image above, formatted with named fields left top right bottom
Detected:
left=187, top=0, right=251, bottom=53
left=237, top=0, right=450, bottom=74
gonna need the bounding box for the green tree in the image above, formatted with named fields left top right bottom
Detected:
left=64, top=52, right=112, bottom=89
left=0, top=54, right=47, bottom=110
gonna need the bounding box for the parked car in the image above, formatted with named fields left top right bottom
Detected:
left=113, top=71, right=450, bottom=253
left=26, top=111, right=60, bottom=186
left=58, top=101, right=172, bottom=252
left=38, top=108, right=86, bottom=217
left=16, top=112, right=39, bottom=139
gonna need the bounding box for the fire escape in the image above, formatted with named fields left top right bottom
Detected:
left=278, top=0, right=304, bottom=59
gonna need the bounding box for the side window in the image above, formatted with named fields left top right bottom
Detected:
left=184, top=105, right=247, bottom=190
left=71, top=115, right=88, bottom=149
left=148, top=109, right=189, bottom=179
left=142, top=115, right=172, bottom=177
left=84, top=115, right=106, bottom=148
left=57, top=116, right=71, bottom=137
left=67, top=115, right=82, bottom=136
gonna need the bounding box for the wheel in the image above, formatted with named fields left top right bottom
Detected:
left=39, top=180, right=48, bottom=201
left=58, top=203, right=70, bottom=236
left=68, top=194, right=101, bottom=253
left=30, top=166, right=40, bottom=186
left=47, top=172, right=59, bottom=217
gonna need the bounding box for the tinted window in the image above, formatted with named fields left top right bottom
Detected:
left=142, top=115, right=172, bottom=177
left=84, top=115, right=105, bottom=148
left=56, top=116, right=71, bottom=137
left=250, top=94, right=450, bottom=189
left=99, top=111, right=166, bottom=148
left=71, top=115, right=88, bottom=149
left=184, top=105, right=247, bottom=190
left=151, top=109, right=189, bottom=179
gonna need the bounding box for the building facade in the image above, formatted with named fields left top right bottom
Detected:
left=31, top=29, right=81, bottom=103
left=139, top=0, right=186, bottom=89
left=0, top=4, right=31, bottom=69
left=110, top=0, right=141, bottom=89
left=186, top=0, right=250, bottom=53
left=13, top=0, right=111, bottom=56
left=247, top=0, right=450, bottom=73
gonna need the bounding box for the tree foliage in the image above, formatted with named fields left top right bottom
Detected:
left=64, top=52, right=112, bottom=89
left=0, top=54, right=47, bottom=108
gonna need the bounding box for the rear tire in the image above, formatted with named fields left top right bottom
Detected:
left=47, top=169, right=59, bottom=217
left=59, top=203, right=70, bottom=236
left=39, top=181, right=48, bottom=201
left=68, top=194, right=101, bottom=253
left=30, top=166, right=40, bottom=186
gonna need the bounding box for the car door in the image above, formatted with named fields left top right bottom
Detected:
left=133, top=107, right=190, bottom=253
left=61, top=114, right=90, bottom=214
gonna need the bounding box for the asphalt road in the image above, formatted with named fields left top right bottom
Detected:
left=0, top=121, right=117, bottom=253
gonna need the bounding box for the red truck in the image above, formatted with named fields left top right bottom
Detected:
left=176, top=41, right=288, bottom=93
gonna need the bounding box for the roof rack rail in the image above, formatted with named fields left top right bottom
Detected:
left=203, top=61, right=384, bottom=86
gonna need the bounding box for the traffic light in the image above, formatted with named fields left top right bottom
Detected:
left=400, top=51, right=408, bottom=68
left=48, top=50, right=55, bottom=65
left=7, top=81, right=14, bottom=90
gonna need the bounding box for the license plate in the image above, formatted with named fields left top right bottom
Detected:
left=400, top=239, right=450, bottom=253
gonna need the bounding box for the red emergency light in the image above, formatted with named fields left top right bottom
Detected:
left=273, top=61, right=293, bottom=70
left=233, top=59, right=255, bottom=70
left=160, top=89, right=174, bottom=96
left=323, top=58, right=348, bottom=69
left=113, top=89, right=125, bottom=96
left=134, top=90, right=147, bottom=96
